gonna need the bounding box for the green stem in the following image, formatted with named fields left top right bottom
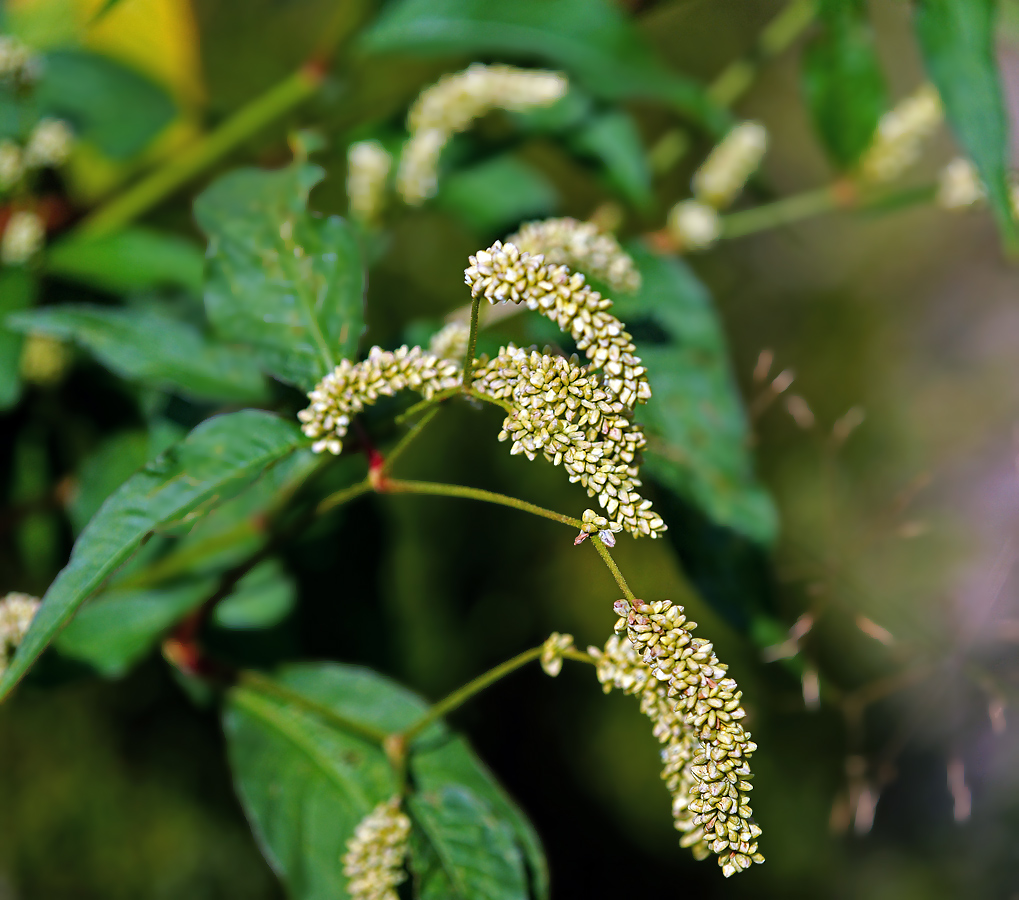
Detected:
left=382, top=406, right=441, bottom=475
left=402, top=646, right=544, bottom=742
left=395, top=388, right=461, bottom=424
left=590, top=535, right=637, bottom=602
left=563, top=647, right=597, bottom=666
left=316, top=478, right=371, bottom=515
left=384, top=478, right=582, bottom=529
left=721, top=185, right=842, bottom=238
left=461, top=295, right=482, bottom=389
left=238, top=670, right=389, bottom=745
left=76, top=65, right=325, bottom=238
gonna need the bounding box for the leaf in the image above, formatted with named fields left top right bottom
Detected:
left=7, top=304, right=268, bottom=403
left=55, top=579, right=214, bottom=677
left=409, top=786, right=528, bottom=900
left=437, top=154, right=558, bottom=234
left=915, top=0, right=1019, bottom=252
left=614, top=242, right=777, bottom=546
left=568, top=110, right=652, bottom=208
left=46, top=228, right=205, bottom=295
left=358, top=0, right=727, bottom=132
left=802, top=0, right=887, bottom=167
left=0, top=268, right=35, bottom=410
left=194, top=163, right=367, bottom=390
left=67, top=430, right=152, bottom=534
left=225, top=663, right=547, bottom=900
left=213, top=558, right=296, bottom=630
left=0, top=410, right=306, bottom=700
left=35, top=48, right=177, bottom=159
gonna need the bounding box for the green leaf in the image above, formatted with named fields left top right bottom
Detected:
left=213, top=558, right=296, bottom=630
left=568, top=110, right=652, bottom=208
left=55, top=579, right=214, bottom=677
left=437, top=154, right=558, bottom=234
left=35, top=48, right=177, bottom=159
left=7, top=304, right=268, bottom=403
left=802, top=0, right=887, bottom=167
left=195, top=163, right=367, bottom=390
left=409, top=786, right=528, bottom=900
left=615, top=242, right=776, bottom=545
left=67, top=430, right=152, bottom=533
left=915, top=0, right=1019, bottom=251
left=358, top=0, right=727, bottom=132
left=224, top=663, right=547, bottom=900
left=46, top=228, right=204, bottom=295
left=0, top=268, right=35, bottom=410
left=0, top=410, right=306, bottom=700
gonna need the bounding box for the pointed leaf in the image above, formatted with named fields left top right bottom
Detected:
left=195, top=163, right=366, bottom=390
left=8, top=305, right=268, bottom=403
left=0, top=410, right=306, bottom=700
left=359, top=0, right=727, bottom=132
left=915, top=0, right=1019, bottom=251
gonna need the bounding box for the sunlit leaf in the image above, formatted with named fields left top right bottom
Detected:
left=195, top=163, right=367, bottom=390
left=0, top=410, right=306, bottom=700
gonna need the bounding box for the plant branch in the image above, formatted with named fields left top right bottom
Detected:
left=316, top=477, right=372, bottom=515
left=381, top=406, right=441, bottom=476
left=589, top=535, right=637, bottom=602
left=76, top=64, right=326, bottom=238
left=237, top=670, right=389, bottom=745
left=401, top=646, right=544, bottom=742
left=383, top=478, right=582, bottom=529
left=461, top=295, right=482, bottom=389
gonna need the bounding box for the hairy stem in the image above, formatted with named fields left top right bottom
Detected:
left=590, top=535, right=637, bottom=602
left=316, top=478, right=372, bottom=515
left=381, top=406, right=441, bottom=476
left=461, top=295, right=482, bottom=389
left=395, top=388, right=461, bottom=424
left=384, top=478, right=582, bottom=529
left=401, top=646, right=544, bottom=742
left=77, top=64, right=325, bottom=237
left=238, top=670, right=389, bottom=745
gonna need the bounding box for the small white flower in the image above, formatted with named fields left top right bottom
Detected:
left=347, top=140, right=392, bottom=223
left=341, top=797, right=411, bottom=900
left=2, top=210, right=45, bottom=265
left=860, top=84, right=943, bottom=184
left=667, top=200, right=721, bottom=251
left=692, top=121, right=768, bottom=209
left=540, top=632, right=574, bottom=677
left=23, top=118, right=74, bottom=169
left=937, top=158, right=985, bottom=210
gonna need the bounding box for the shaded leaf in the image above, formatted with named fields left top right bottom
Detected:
left=915, top=0, right=1019, bottom=251
left=568, top=110, right=652, bottom=208
left=0, top=268, right=35, bottom=410
left=67, top=430, right=151, bottom=533
left=35, top=48, right=176, bottom=159
left=409, top=785, right=528, bottom=900
left=615, top=242, right=776, bottom=545
left=195, top=163, right=366, bottom=390
left=46, top=228, right=204, bottom=295
left=802, top=0, right=887, bottom=167
left=358, top=0, right=727, bottom=132
left=0, top=410, right=306, bottom=700
left=213, top=558, right=296, bottom=630
left=8, top=304, right=268, bottom=403
left=224, top=663, right=547, bottom=900
left=438, top=154, right=558, bottom=234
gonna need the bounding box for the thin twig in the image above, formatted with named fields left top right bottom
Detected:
left=589, top=535, right=637, bottom=602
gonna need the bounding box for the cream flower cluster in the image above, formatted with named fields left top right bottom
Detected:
left=2, top=210, right=45, bottom=265
left=859, top=84, right=942, bottom=184
left=507, top=218, right=641, bottom=294
left=0, top=118, right=74, bottom=193
left=0, top=34, right=40, bottom=84
left=347, top=140, right=392, bottom=224
left=540, top=631, right=574, bottom=677
left=298, top=346, right=461, bottom=454
left=465, top=241, right=650, bottom=409
left=471, top=344, right=665, bottom=538
left=427, top=321, right=470, bottom=362
left=0, top=592, right=40, bottom=674
left=397, top=63, right=567, bottom=205
left=667, top=121, right=767, bottom=252
left=936, top=157, right=985, bottom=211
left=341, top=797, right=411, bottom=900
left=595, top=599, right=763, bottom=877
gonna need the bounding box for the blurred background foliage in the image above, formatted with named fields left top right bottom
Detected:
left=2, top=0, right=1019, bottom=897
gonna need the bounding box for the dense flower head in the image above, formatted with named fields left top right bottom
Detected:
left=472, top=343, right=664, bottom=537
left=347, top=140, right=392, bottom=224
left=860, top=84, right=942, bottom=184
left=298, top=345, right=462, bottom=454
left=507, top=217, right=641, bottom=293
left=667, top=199, right=721, bottom=252
left=937, top=157, right=985, bottom=210
left=23, top=118, right=73, bottom=169
left=692, top=121, right=768, bottom=210
left=592, top=599, right=763, bottom=877
left=0, top=592, right=40, bottom=675
left=341, top=797, right=411, bottom=900
left=541, top=631, right=575, bottom=677
left=2, top=209, right=45, bottom=265
left=397, top=64, right=567, bottom=205
left=465, top=241, right=650, bottom=409
left=0, top=34, right=40, bottom=84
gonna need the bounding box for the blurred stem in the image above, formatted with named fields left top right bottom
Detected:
left=76, top=64, right=326, bottom=237
left=316, top=478, right=372, bottom=515
left=401, top=646, right=544, bottom=742
left=563, top=647, right=597, bottom=666
left=237, top=670, right=389, bottom=745
left=396, top=388, right=461, bottom=424
left=381, top=405, right=441, bottom=476
left=589, top=535, right=637, bottom=602
left=383, top=478, right=583, bottom=529
left=462, top=296, right=482, bottom=388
